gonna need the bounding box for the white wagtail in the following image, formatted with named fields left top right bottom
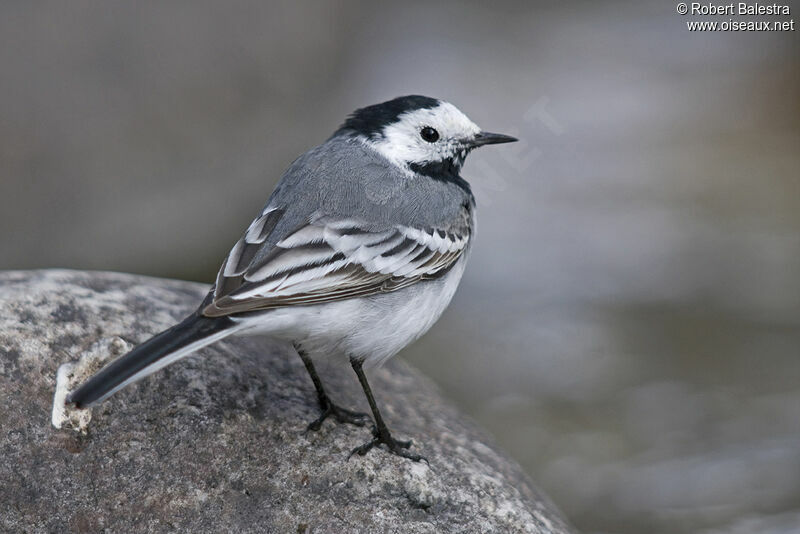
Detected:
left=66, top=95, right=517, bottom=461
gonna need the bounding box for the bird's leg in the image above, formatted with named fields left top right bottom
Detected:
left=348, top=358, right=426, bottom=462
left=294, top=344, right=370, bottom=431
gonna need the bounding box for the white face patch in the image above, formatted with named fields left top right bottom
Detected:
left=364, top=102, right=481, bottom=168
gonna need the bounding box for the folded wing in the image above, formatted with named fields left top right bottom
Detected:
left=203, top=208, right=471, bottom=316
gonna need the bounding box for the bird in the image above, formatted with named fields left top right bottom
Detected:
left=66, top=95, right=517, bottom=461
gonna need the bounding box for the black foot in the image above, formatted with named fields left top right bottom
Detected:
left=307, top=398, right=371, bottom=431
left=349, top=427, right=427, bottom=463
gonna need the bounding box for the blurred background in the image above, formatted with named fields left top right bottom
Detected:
left=1, top=1, right=798, bottom=532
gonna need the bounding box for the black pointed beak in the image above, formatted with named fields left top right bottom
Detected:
left=469, top=131, right=518, bottom=148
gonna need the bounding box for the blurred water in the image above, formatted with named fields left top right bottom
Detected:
left=1, top=2, right=799, bottom=533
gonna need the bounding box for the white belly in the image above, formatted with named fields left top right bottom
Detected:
left=234, top=255, right=468, bottom=366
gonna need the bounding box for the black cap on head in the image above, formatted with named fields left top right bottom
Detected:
left=336, top=95, right=441, bottom=139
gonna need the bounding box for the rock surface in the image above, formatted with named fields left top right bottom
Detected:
left=0, top=269, right=573, bottom=534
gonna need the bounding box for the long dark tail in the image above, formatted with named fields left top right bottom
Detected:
left=66, top=314, right=239, bottom=408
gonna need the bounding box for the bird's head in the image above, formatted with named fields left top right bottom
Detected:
left=335, top=95, right=516, bottom=179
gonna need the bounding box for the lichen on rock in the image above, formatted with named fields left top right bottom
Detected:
left=52, top=336, right=133, bottom=432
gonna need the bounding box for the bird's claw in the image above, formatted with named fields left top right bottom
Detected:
left=307, top=399, right=371, bottom=431
left=348, top=428, right=427, bottom=463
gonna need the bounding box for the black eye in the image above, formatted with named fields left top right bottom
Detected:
left=420, top=126, right=439, bottom=143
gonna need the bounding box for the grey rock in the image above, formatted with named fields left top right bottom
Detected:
left=0, top=269, right=573, bottom=534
